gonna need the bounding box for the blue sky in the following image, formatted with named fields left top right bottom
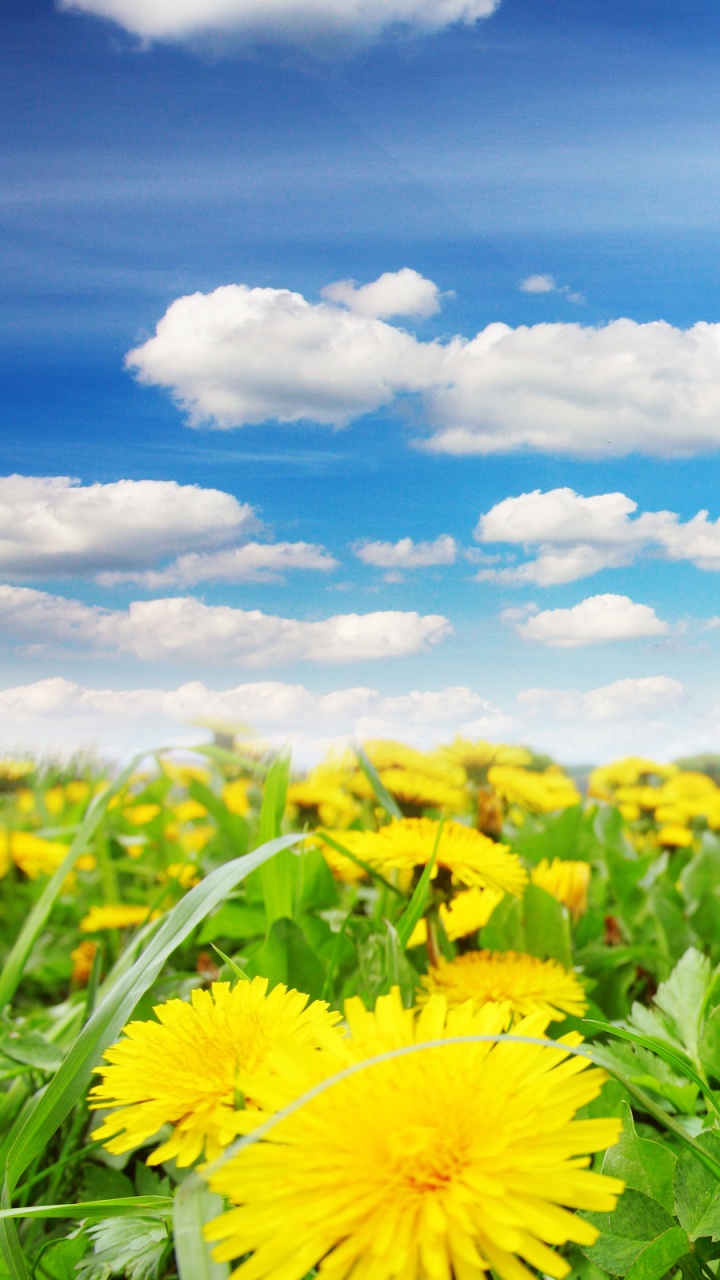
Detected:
left=3, top=0, right=720, bottom=761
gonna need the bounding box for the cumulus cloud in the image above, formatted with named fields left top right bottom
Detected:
left=504, top=593, right=669, bottom=647
left=0, top=675, right=508, bottom=759
left=321, top=269, right=441, bottom=319
left=0, top=475, right=257, bottom=577
left=518, top=275, right=584, bottom=303
left=518, top=675, right=685, bottom=723
left=355, top=534, right=457, bottom=570
left=0, top=584, right=450, bottom=666
left=475, top=487, right=720, bottom=586
left=127, top=277, right=720, bottom=457
left=57, top=0, right=500, bottom=45
left=101, top=542, right=338, bottom=588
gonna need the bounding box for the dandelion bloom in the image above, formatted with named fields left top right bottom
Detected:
left=531, top=859, right=591, bottom=922
left=488, top=766, right=580, bottom=814
left=0, top=831, right=69, bottom=879
left=409, top=886, right=505, bottom=946
left=206, top=991, right=622, bottom=1280
left=90, top=978, right=342, bottom=1167
left=70, top=939, right=98, bottom=985
left=419, top=950, right=587, bottom=1021
left=80, top=905, right=162, bottom=932
left=657, top=823, right=693, bottom=848
left=352, top=818, right=527, bottom=896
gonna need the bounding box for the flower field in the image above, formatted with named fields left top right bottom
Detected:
left=3, top=739, right=720, bottom=1280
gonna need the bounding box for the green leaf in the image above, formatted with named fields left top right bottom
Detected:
left=509, top=804, right=586, bottom=865
left=0, top=1034, right=64, bottom=1073
left=354, top=748, right=403, bottom=821
left=383, top=921, right=416, bottom=1007
left=244, top=917, right=326, bottom=1001
left=522, top=883, right=573, bottom=968
left=582, top=1189, right=686, bottom=1276
left=258, top=756, right=294, bottom=923
left=674, top=1132, right=720, bottom=1240
left=77, top=1216, right=170, bottom=1280
left=0, top=1199, right=173, bottom=1222
left=187, top=779, right=249, bottom=854
left=174, top=1177, right=228, bottom=1280
left=622, top=1228, right=689, bottom=1280
left=652, top=947, right=713, bottom=1068
left=197, top=903, right=266, bottom=944
left=395, top=813, right=443, bottom=948
left=602, top=1103, right=676, bottom=1214
left=35, top=1236, right=87, bottom=1280
left=585, top=1020, right=713, bottom=1116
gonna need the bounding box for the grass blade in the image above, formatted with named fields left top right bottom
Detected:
left=355, top=748, right=403, bottom=821
left=174, top=1177, right=228, bottom=1280
left=395, top=812, right=444, bottom=947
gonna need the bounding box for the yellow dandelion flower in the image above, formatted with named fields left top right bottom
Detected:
left=159, top=861, right=201, bottom=889
left=80, top=904, right=162, bottom=932
left=90, top=978, right=343, bottom=1167
left=441, top=737, right=533, bottom=775
left=76, top=854, right=97, bottom=872
left=286, top=780, right=360, bottom=829
left=70, top=939, right=98, bottom=985
left=205, top=990, right=622, bottom=1280
left=488, top=765, right=580, bottom=814
left=0, top=758, right=34, bottom=783
left=352, top=818, right=527, bottom=895
left=43, top=786, right=65, bottom=816
left=123, top=803, right=162, bottom=826
left=302, top=830, right=369, bottom=883
left=161, top=760, right=212, bottom=788
left=362, top=739, right=468, bottom=788
left=3, top=831, right=69, bottom=879
left=618, top=802, right=641, bottom=821
left=66, top=779, right=90, bottom=804
left=222, top=779, right=252, bottom=816
left=588, top=756, right=676, bottom=799
left=375, top=768, right=469, bottom=815
left=657, top=823, right=693, bottom=848
left=15, top=788, right=35, bottom=814
left=174, top=798, right=207, bottom=823
left=419, top=950, right=587, bottom=1021
left=531, top=859, right=591, bottom=922
left=409, top=886, right=505, bottom=946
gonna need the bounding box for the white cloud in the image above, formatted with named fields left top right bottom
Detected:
left=519, top=275, right=556, bottom=294
left=126, top=281, right=440, bottom=430
left=321, top=269, right=441, bottom=319
left=0, top=584, right=450, bottom=666
left=475, top=488, right=720, bottom=586
left=128, top=278, right=720, bottom=457
left=100, top=542, right=338, bottom=588
left=0, top=676, right=507, bottom=760
left=0, top=475, right=258, bottom=577
left=57, top=0, right=500, bottom=45
left=518, top=675, right=685, bottom=723
left=355, top=534, right=457, bottom=569
left=505, top=593, right=669, bottom=647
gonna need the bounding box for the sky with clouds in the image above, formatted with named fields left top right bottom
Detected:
left=4, top=0, right=720, bottom=763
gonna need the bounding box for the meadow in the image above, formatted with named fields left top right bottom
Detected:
left=1, top=737, right=720, bottom=1280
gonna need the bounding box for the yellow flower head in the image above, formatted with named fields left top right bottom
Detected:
left=657, top=823, right=694, bottom=848
left=70, top=939, right=98, bottom=985
left=222, top=779, right=252, bottom=817
left=375, top=768, right=469, bottom=815
left=159, top=861, right=201, bottom=890
left=90, top=978, right=343, bottom=1167
left=80, top=905, right=162, bottom=932
left=0, top=831, right=69, bottom=880
left=285, top=780, right=359, bottom=829
left=352, top=818, right=528, bottom=895
left=488, top=766, right=580, bottom=814
left=441, top=737, right=533, bottom=775
left=302, top=830, right=369, bottom=883
left=531, top=859, right=591, bottom=922
left=205, top=989, right=622, bottom=1280
left=362, top=740, right=468, bottom=789
left=409, top=886, right=505, bottom=946
left=123, top=803, right=162, bottom=826
left=419, top=950, right=587, bottom=1021
left=588, top=756, right=676, bottom=799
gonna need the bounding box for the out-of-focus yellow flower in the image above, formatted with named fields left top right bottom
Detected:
left=125, top=842, right=145, bottom=859
left=71, top=939, right=98, bottom=985
left=286, top=780, right=359, bottom=829
left=178, top=824, right=215, bottom=854
left=66, top=780, right=90, bottom=804
left=654, top=803, right=687, bottom=824
left=619, top=802, right=641, bottom=821
left=372, top=768, right=469, bottom=816
left=222, top=779, right=251, bottom=816
left=76, top=854, right=97, bottom=872
left=80, top=904, right=162, bottom=932
left=303, top=831, right=369, bottom=882
left=161, top=760, right=212, bottom=788
left=15, top=789, right=35, bottom=815
left=419, top=949, right=587, bottom=1021
left=588, top=757, right=676, bottom=799
left=123, top=803, right=162, bottom=826
left=657, top=824, right=694, bottom=848
left=489, top=765, right=580, bottom=814
left=174, top=798, right=207, bottom=823
left=362, top=739, right=468, bottom=789
left=160, top=861, right=201, bottom=889
left=0, top=831, right=69, bottom=879
left=44, top=786, right=65, bottom=816
left=441, top=737, right=533, bottom=776
left=531, top=858, right=591, bottom=922
left=0, top=758, right=34, bottom=782
left=409, top=885, right=505, bottom=946
left=349, top=818, right=528, bottom=895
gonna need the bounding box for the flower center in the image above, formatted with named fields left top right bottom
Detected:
left=386, top=1123, right=462, bottom=1193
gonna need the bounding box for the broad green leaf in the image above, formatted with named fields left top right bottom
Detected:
left=0, top=1034, right=64, bottom=1073
left=652, top=947, right=713, bottom=1067
left=592, top=1041, right=700, bottom=1116
left=508, top=804, right=586, bottom=865
left=244, top=917, right=326, bottom=1001
left=602, top=1103, right=676, bottom=1214
left=187, top=778, right=249, bottom=854
left=582, top=1188, right=683, bottom=1276
left=585, top=1020, right=713, bottom=1115
left=522, top=883, right=572, bottom=968
left=77, top=1216, right=170, bottom=1280
left=35, top=1236, right=87, bottom=1280
left=480, top=894, right=524, bottom=953
left=674, top=1132, right=720, bottom=1240
left=174, top=1177, right=228, bottom=1280
left=197, top=903, right=266, bottom=944
left=622, top=1228, right=689, bottom=1280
